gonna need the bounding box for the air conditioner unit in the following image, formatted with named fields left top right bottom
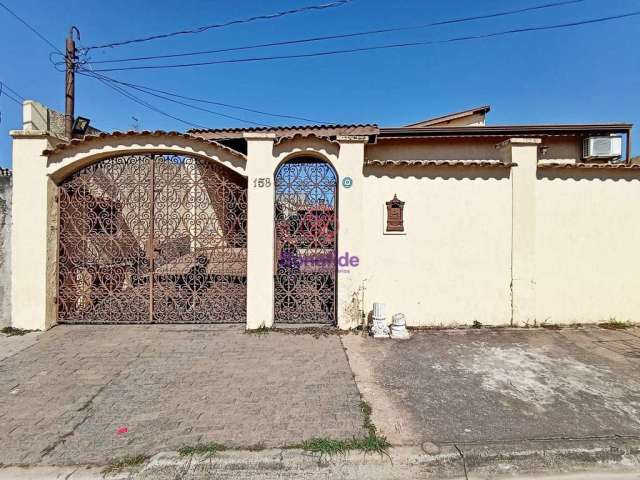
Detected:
left=583, top=136, right=622, bottom=160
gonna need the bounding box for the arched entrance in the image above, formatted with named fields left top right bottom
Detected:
left=57, top=152, right=247, bottom=323
left=274, top=156, right=337, bottom=324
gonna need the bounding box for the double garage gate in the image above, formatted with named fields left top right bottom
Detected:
left=57, top=153, right=337, bottom=325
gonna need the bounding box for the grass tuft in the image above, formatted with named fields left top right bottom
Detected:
left=293, top=400, right=390, bottom=459
left=298, top=438, right=350, bottom=456
left=101, top=455, right=147, bottom=476
left=245, top=325, right=271, bottom=335
left=348, top=435, right=391, bottom=455
left=599, top=318, right=634, bottom=330
left=178, top=442, right=226, bottom=457
left=359, top=400, right=377, bottom=437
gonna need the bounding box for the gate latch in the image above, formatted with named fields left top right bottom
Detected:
left=145, top=239, right=161, bottom=259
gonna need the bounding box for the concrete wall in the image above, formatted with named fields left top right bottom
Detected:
left=0, top=171, right=11, bottom=327
left=9, top=101, right=639, bottom=330
left=536, top=169, right=640, bottom=324
left=361, top=164, right=512, bottom=326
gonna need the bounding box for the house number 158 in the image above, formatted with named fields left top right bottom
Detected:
left=253, top=178, right=272, bottom=188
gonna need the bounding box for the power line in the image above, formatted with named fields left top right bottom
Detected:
left=80, top=69, right=208, bottom=130
left=80, top=70, right=272, bottom=126
left=0, top=89, right=23, bottom=106
left=82, top=0, right=354, bottom=51
left=75, top=70, right=327, bottom=123
left=0, top=1, right=63, bottom=54
left=88, top=10, right=640, bottom=72
left=0, top=81, right=26, bottom=101
left=85, top=0, right=586, bottom=65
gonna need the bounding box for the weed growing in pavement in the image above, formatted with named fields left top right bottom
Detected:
left=245, top=325, right=271, bottom=335
left=291, top=400, right=390, bottom=459
left=101, top=455, right=147, bottom=476
left=599, top=318, right=634, bottom=330
left=1, top=326, right=36, bottom=336
left=360, top=401, right=376, bottom=437
left=472, top=320, right=483, bottom=329
left=178, top=442, right=227, bottom=458
left=297, top=438, right=350, bottom=456
left=245, top=325, right=353, bottom=338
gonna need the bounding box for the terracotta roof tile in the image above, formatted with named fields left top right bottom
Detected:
left=273, top=132, right=340, bottom=146
left=366, top=160, right=516, bottom=168
left=538, top=162, right=640, bottom=170
left=190, top=123, right=379, bottom=140
left=42, top=130, right=247, bottom=160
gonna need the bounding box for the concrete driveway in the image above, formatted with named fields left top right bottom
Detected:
left=343, top=326, right=640, bottom=446
left=0, top=325, right=365, bottom=466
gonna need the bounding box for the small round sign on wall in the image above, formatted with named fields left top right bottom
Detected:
left=342, top=176, right=353, bottom=189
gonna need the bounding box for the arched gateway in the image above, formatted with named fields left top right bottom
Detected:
left=57, top=152, right=247, bottom=323
left=273, top=156, right=338, bottom=324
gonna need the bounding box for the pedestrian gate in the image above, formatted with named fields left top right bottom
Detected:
left=274, top=157, right=337, bottom=324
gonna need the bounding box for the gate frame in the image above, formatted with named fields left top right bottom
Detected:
left=245, top=132, right=368, bottom=330
left=272, top=153, right=340, bottom=325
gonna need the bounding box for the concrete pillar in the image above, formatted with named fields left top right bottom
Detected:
left=335, top=136, right=367, bottom=329
left=244, top=133, right=277, bottom=329
left=10, top=131, right=60, bottom=331
left=499, top=138, right=541, bottom=326
left=10, top=101, right=65, bottom=330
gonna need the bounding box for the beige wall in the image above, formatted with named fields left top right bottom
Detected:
left=536, top=169, right=640, bottom=324
left=367, top=138, right=503, bottom=163
left=361, top=164, right=513, bottom=326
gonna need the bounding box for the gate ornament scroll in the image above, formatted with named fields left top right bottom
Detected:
left=274, top=157, right=337, bottom=324
left=57, top=153, right=248, bottom=324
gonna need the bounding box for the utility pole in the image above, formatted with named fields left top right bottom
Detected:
left=65, top=27, right=80, bottom=139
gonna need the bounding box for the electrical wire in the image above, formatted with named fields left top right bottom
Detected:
left=0, top=81, right=26, bottom=102
left=82, top=0, right=353, bottom=51
left=79, top=70, right=272, bottom=126
left=85, top=0, right=586, bottom=65
left=0, top=1, right=63, bottom=54
left=0, top=90, right=23, bottom=106
left=75, top=70, right=327, bottom=123
left=88, top=10, right=640, bottom=72
left=81, top=69, right=209, bottom=129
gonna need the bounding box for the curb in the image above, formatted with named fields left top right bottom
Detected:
left=2, top=439, right=639, bottom=479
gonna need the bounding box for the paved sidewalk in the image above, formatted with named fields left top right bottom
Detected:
left=0, top=331, right=42, bottom=361
left=0, top=325, right=365, bottom=466
left=343, top=326, right=640, bottom=446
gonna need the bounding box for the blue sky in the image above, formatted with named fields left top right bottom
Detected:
left=1, top=0, right=639, bottom=167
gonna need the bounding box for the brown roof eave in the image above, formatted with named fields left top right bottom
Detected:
left=378, top=124, right=633, bottom=138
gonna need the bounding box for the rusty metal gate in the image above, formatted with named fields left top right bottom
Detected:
left=57, top=153, right=247, bottom=324
left=274, top=157, right=337, bottom=324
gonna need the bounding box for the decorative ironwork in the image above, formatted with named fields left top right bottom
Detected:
left=58, top=153, right=247, bottom=324
left=274, top=157, right=337, bottom=324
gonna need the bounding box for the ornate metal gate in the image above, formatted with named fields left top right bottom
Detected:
left=57, top=153, right=247, bottom=324
left=274, top=157, right=337, bottom=324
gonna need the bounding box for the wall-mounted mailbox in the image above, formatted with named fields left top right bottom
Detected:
left=385, top=194, right=405, bottom=233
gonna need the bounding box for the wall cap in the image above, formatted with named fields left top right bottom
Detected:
left=243, top=132, right=276, bottom=140
left=336, top=135, right=369, bottom=143
left=496, top=138, right=542, bottom=149
left=10, top=129, right=64, bottom=141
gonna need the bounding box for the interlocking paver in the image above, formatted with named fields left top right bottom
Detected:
left=0, top=325, right=365, bottom=466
